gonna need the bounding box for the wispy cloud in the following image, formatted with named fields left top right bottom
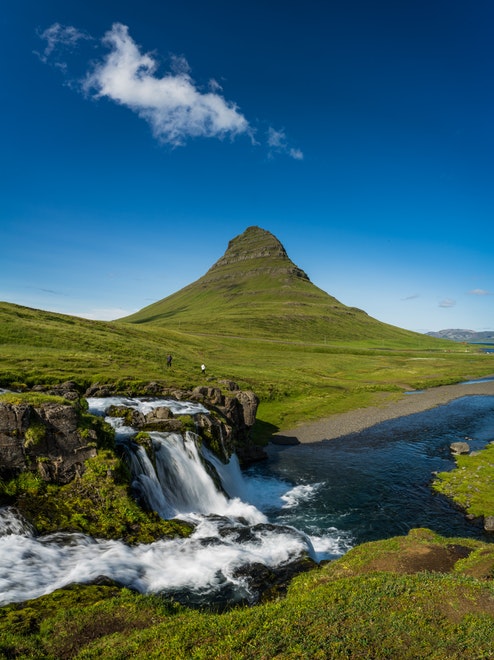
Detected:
left=439, top=298, right=456, bottom=308
left=468, top=289, right=491, bottom=296
left=402, top=293, right=419, bottom=301
left=267, top=127, right=304, bottom=160
left=37, top=22, right=303, bottom=158
left=34, top=23, right=92, bottom=67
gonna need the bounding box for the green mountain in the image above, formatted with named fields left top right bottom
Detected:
left=121, top=226, right=421, bottom=344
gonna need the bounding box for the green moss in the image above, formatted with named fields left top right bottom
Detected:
left=0, top=392, right=68, bottom=406
left=24, top=423, right=46, bottom=448
left=0, top=471, right=46, bottom=499
left=176, top=415, right=196, bottom=432
left=14, top=450, right=192, bottom=543
left=77, top=411, right=115, bottom=450
left=134, top=431, right=151, bottom=444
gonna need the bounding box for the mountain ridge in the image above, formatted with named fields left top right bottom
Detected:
left=426, top=329, right=494, bottom=343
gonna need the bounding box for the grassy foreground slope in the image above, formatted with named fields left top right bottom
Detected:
left=3, top=529, right=494, bottom=659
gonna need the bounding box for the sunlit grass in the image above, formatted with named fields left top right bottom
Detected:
left=434, top=443, right=494, bottom=518
left=1, top=301, right=492, bottom=433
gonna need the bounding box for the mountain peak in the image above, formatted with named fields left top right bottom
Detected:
left=206, top=226, right=310, bottom=282
left=120, top=225, right=419, bottom=344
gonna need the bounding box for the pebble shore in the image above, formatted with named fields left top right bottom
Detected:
left=273, top=376, right=494, bottom=445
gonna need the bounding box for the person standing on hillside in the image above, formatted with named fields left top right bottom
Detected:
left=201, top=363, right=206, bottom=375
left=166, top=354, right=172, bottom=368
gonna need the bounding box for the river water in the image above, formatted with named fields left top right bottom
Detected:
left=249, top=394, right=494, bottom=546
left=1, top=391, right=493, bottom=607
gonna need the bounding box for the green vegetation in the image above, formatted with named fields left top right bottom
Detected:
left=1, top=226, right=494, bottom=656
left=23, top=423, right=46, bottom=448
left=2, top=450, right=192, bottom=543
left=433, top=443, right=494, bottom=520
left=3, top=529, right=494, bottom=658
left=0, top=391, right=69, bottom=406
left=0, top=301, right=491, bottom=436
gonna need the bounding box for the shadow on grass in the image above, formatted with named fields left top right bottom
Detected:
left=251, top=418, right=280, bottom=444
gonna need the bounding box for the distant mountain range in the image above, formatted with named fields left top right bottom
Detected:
left=426, top=329, right=494, bottom=343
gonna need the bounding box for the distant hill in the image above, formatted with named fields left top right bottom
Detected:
left=120, top=226, right=431, bottom=345
left=426, top=329, right=494, bottom=343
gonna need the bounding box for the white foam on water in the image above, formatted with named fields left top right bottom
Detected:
left=308, top=530, right=354, bottom=562
left=0, top=509, right=314, bottom=607
left=281, top=483, right=323, bottom=509
left=86, top=396, right=208, bottom=417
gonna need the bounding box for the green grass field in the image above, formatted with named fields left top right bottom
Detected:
left=1, top=301, right=492, bottom=435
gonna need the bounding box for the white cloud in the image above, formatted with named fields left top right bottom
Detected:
left=267, top=127, right=304, bottom=160
left=83, top=23, right=250, bottom=146
left=37, top=22, right=303, bottom=156
left=468, top=289, right=490, bottom=296
left=402, top=293, right=420, bottom=301
left=439, top=298, right=456, bottom=308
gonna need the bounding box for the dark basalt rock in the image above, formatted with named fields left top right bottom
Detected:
left=0, top=401, right=98, bottom=485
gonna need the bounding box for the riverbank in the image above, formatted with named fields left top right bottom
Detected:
left=273, top=377, right=494, bottom=444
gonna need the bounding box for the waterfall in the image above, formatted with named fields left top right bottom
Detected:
left=0, top=395, right=350, bottom=608
left=132, top=432, right=266, bottom=524
left=126, top=444, right=173, bottom=519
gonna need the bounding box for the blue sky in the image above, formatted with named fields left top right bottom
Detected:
left=1, top=1, right=493, bottom=333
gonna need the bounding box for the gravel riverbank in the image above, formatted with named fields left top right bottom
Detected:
left=273, top=376, right=494, bottom=445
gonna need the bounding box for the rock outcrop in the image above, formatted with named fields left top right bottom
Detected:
left=0, top=400, right=97, bottom=484
left=189, top=385, right=266, bottom=464
left=0, top=378, right=265, bottom=495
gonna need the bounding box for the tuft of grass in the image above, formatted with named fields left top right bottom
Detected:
left=433, top=443, right=494, bottom=519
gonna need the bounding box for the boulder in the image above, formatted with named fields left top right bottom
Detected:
left=450, top=442, right=470, bottom=455
left=484, top=516, right=494, bottom=532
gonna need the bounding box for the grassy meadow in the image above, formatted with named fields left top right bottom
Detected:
left=1, top=300, right=492, bottom=435
left=2, top=281, right=494, bottom=658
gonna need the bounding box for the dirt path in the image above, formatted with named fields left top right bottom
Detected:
left=273, top=377, right=494, bottom=444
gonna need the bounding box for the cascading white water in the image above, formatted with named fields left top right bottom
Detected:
left=148, top=432, right=266, bottom=522
left=0, top=395, right=349, bottom=608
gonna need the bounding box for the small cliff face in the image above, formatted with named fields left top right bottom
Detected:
left=189, top=383, right=265, bottom=465
left=0, top=400, right=98, bottom=485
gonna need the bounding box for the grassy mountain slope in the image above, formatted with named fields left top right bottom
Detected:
left=1, top=226, right=492, bottom=430
left=120, top=226, right=425, bottom=344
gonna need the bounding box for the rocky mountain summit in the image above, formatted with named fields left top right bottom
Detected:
left=205, top=225, right=310, bottom=282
